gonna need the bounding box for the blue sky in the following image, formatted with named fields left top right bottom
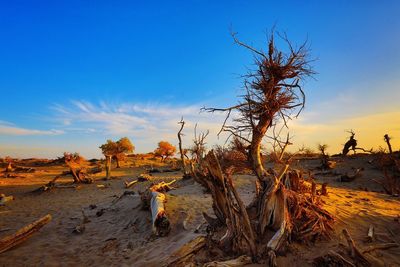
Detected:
left=0, top=1, right=399, bottom=158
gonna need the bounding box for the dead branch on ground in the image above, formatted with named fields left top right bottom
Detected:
left=0, top=214, right=52, bottom=254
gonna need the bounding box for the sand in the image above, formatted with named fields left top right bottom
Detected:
left=1, top=155, right=400, bottom=266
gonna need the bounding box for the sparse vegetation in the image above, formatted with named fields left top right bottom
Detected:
left=154, top=141, right=176, bottom=162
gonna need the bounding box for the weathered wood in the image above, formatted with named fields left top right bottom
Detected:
left=124, top=179, right=138, bottom=188
left=313, top=250, right=356, bottom=267
left=177, top=118, right=189, bottom=178
left=366, top=225, right=374, bottom=242
left=150, top=191, right=170, bottom=236
left=0, top=194, right=14, bottom=206
left=140, top=180, right=176, bottom=236
left=362, top=242, right=398, bottom=254
left=203, top=255, right=252, bottom=267
left=340, top=168, right=363, bottom=182
left=167, top=236, right=206, bottom=267
left=342, top=229, right=371, bottom=266
left=0, top=214, right=52, bottom=254
left=204, top=151, right=256, bottom=256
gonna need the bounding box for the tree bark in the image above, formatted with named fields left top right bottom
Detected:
left=115, top=156, right=120, bottom=168
left=177, top=118, right=189, bottom=177
left=105, top=155, right=112, bottom=179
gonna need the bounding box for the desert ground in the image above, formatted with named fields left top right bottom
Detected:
left=1, top=153, right=400, bottom=267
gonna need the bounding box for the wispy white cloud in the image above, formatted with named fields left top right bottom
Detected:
left=0, top=121, right=64, bottom=136
left=51, top=100, right=230, bottom=152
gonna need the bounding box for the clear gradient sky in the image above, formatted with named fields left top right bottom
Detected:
left=0, top=1, right=399, bottom=159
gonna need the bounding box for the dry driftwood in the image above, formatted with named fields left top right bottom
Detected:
left=203, top=255, right=252, bottom=267
left=313, top=250, right=356, bottom=267
left=366, top=225, right=374, bottom=242
left=0, top=214, right=52, bottom=254
left=342, top=229, right=371, bottom=267
left=141, top=180, right=176, bottom=236
left=340, top=168, right=363, bottom=182
left=124, top=179, right=139, bottom=188
left=362, top=242, right=398, bottom=254
left=150, top=191, right=170, bottom=236
left=167, top=236, right=206, bottom=267
left=0, top=194, right=14, bottom=206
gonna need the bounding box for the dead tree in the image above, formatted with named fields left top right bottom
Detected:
left=177, top=117, right=190, bottom=178
left=198, top=30, right=333, bottom=261
left=342, top=130, right=357, bottom=156
left=342, top=130, right=372, bottom=155
left=64, top=153, right=92, bottom=183
left=190, top=124, right=209, bottom=164
left=318, top=144, right=336, bottom=169
left=384, top=134, right=393, bottom=154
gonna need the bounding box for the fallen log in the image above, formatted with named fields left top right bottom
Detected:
left=203, top=255, right=252, bottom=267
left=140, top=180, right=176, bottom=236
left=150, top=191, right=170, bottom=236
left=0, top=214, right=52, bottom=254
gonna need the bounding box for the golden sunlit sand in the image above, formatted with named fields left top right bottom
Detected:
left=1, top=154, right=400, bottom=266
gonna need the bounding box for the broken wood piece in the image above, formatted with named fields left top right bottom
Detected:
left=151, top=179, right=177, bottom=192
left=0, top=214, right=52, bottom=254
left=0, top=194, right=14, bottom=206
left=313, top=250, right=355, bottom=267
left=167, top=236, right=206, bottom=267
left=367, top=225, right=374, bottom=242
left=342, top=229, right=371, bottom=266
left=340, top=168, right=363, bottom=182
left=203, top=255, right=252, bottom=267
left=124, top=179, right=138, bottom=188
left=362, top=242, right=398, bottom=254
